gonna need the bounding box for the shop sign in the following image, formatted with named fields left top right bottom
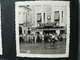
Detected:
left=39, top=22, right=59, bottom=28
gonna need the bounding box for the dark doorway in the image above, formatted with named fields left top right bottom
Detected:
left=43, top=30, right=56, bottom=34
left=19, top=27, right=22, bottom=35
left=60, top=30, right=65, bottom=34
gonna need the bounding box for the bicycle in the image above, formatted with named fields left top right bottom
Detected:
left=44, top=38, right=59, bottom=49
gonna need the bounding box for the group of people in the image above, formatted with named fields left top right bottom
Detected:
left=19, top=32, right=66, bottom=44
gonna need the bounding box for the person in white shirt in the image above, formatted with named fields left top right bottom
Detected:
left=49, top=33, right=59, bottom=46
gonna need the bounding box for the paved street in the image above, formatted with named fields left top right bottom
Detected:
left=20, top=41, right=66, bottom=54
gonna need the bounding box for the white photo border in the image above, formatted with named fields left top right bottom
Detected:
left=0, top=3, right=2, bottom=55
left=15, top=1, right=70, bottom=58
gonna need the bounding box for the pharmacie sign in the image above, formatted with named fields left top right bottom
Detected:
left=39, top=22, right=59, bottom=28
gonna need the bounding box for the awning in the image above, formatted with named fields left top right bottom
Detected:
left=31, top=26, right=66, bottom=31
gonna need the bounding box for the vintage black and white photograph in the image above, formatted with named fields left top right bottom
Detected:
left=0, top=4, right=2, bottom=55
left=15, top=1, right=70, bottom=58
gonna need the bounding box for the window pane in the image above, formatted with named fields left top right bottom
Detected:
left=37, top=13, right=42, bottom=22
left=54, top=11, right=60, bottom=21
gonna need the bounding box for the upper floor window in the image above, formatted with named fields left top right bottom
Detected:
left=62, top=11, right=63, bottom=22
left=54, top=11, right=60, bottom=22
left=43, top=13, right=45, bottom=22
left=37, top=13, right=42, bottom=22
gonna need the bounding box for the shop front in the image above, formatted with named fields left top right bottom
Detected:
left=31, top=22, right=66, bottom=35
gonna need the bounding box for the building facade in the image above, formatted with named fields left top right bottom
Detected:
left=19, top=3, right=69, bottom=36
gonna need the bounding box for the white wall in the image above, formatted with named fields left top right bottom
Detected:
left=32, top=4, right=67, bottom=27
left=51, top=5, right=67, bottom=26
left=19, top=7, right=27, bottom=24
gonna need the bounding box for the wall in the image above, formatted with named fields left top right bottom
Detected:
left=19, top=7, right=27, bottom=24
left=31, top=4, right=67, bottom=27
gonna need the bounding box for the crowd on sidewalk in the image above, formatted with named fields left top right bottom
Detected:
left=19, top=32, right=66, bottom=44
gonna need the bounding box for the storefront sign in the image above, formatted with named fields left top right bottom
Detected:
left=39, top=22, right=59, bottom=28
